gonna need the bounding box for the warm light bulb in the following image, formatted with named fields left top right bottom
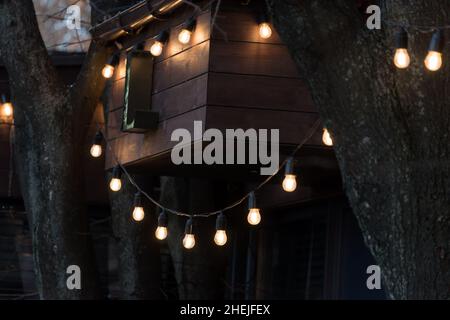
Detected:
left=102, top=64, right=114, bottom=78
left=259, top=22, right=272, bottom=39
left=322, top=128, right=333, bottom=146
left=282, top=174, right=297, bottom=192
left=155, top=226, right=168, bottom=240
left=424, top=51, right=442, bottom=71
left=1, top=102, right=13, bottom=117
left=178, top=29, right=192, bottom=44
left=393, top=48, right=410, bottom=69
left=109, top=178, right=122, bottom=192
left=214, top=230, right=227, bottom=246
left=182, top=234, right=195, bottom=249
left=90, top=144, right=102, bottom=158
left=247, top=208, right=261, bottom=225
left=150, top=41, right=164, bottom=56
left=132, top=206, right=145, bottom=221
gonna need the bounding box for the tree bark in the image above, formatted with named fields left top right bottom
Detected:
left=109, top=174, right=162, bottom=299
left=268, top=0, right=450, bottom=299
left=160, top=177, right=227, bottom=299
left=0, top=1, right=109, bottom=299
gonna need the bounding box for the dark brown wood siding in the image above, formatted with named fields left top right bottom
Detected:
left=105, top=6, right=325, bottom=171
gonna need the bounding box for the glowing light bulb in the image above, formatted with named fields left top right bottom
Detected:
left=322, top=128, right=333, bottom=146
left=150, top=41, right=164, bottom=56
left=183, top=234, right=195, bottom=249
left=155, top=209, right=168, bottom=240
left=424, top=51, right=442, bottom=71
left=178, top=29, right=192, bottom=44
left=132, top=206, right=145, bottom=221
left=259, top=22, right=272, bottom=39
left=90, top=144, right=102, bottom=158
left=214, top=230, right=227, bottom=246
left=282, top=174, right=297, bottom=192
left=155, top=226, right=168, bottom=240
left=247, top=208, right=261, bottom=225
left=393, top=48, right=410, bottom=69
left=109, top=178, right=122, bottom=192
left=102, top=64, right=114, bottom=78
left=1, top=102, right=13, bottom=117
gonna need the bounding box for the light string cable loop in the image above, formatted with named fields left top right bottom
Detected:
left=105, top=117, right=321, bottom=218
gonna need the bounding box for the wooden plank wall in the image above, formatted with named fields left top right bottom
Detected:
left=106, top=9, right=212, bottom=169
left=106, top=4, right=325, bottom=170
left=206, top=7, right=322, bottom=146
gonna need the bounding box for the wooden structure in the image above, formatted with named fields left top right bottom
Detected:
left=95, top=0, right=335, bottom=180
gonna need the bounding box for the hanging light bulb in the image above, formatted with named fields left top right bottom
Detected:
left=101, top=55, right=119, bottom=79
left=182, top=217, right=195, bottom=249
left=178, top=18, right=196, bottom=44
left=102, top=64, right=115, bottom=78
left=109, top=165, right=122, bottom=192
left=90, top=131, right=103, bottom=158
left=258, top=22, right=272, bottom=39
left=424, top=30, right=444, bottom=71
left=155, top=209, right=168, bottom=240
left=322, top=128, right=333, bottom=146
left=1, top=95, right=13, bottom=117
left=282, top=157, right=297, bottom=192
left=393, top=28, right=410, bottom=69
left=247, top=192, right=261, bottom=225
left=132, top=192, right=145, bottom=222
left=214, top=212, right=228, bottom=246
left=150, top=31, right=169, bottom=57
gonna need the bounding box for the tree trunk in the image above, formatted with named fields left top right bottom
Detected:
left=109, top=174, right=162, bottom=299
left=160, top=177, right=227, bottom=299
left=268, top=0, right=450, bottom=299
left=0, top=1, right=109, bottom=299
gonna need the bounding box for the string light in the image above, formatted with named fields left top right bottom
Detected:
left=90, top=131, right=103, bottom=158
left=150, top=30, right=169, bottom=57
left=393, top=28, right=410, bottom=69
left=132, top=192, right=145, bottom=222
left=247, top=192, right=261, bottom=225
left=178, top=18, right=196, bottom=44
left=258, top=22, right=272, bottom=39
left=182, top=217, right=195, bottom=249
left=424, top=29, right=444, bottom=71
left=109, top=165, right=122, bottom=192
left=214, top=212, right=227, bottom=246
left=155, top=209, right=168, bottom=240
left=282, top=157, right=297, bottom=192
left=101, top=55, right=119, bottom=79
left=99, top=116, right=320, bottom=248
left=322, top=128, right=333, bottom=146
left=0, top=95, right=13, bottom=117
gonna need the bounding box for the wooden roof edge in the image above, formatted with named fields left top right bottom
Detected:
left=90, top=0, right=185, bottom=42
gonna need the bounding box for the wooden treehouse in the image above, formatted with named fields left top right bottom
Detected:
left=94, top=0, right=340, bottom=192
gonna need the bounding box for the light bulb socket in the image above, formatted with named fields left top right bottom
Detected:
left=93, top=131, right=103, bottom=145
left=248, top=192, right=256, bottom=210
left=216, top=212, right=227, bottom=231
left=183, top=17, right=197, bottom=32
left=1, top=94, right=8, bottom=104
left=107, top=54, right=120, bottom=66
left=395, top=28, right=408, bottom=49
left=155, top=30, right=169, bottom=44
left=158, top=209, right=168, bottom=228
left=428, top=29, right=444, bottom=53
left=112, top=165, right=122, bottom=179
left=257, top=4, right=270, bottom=24
left=133, top=192, right=142, bottom=207
left=284, top=157, right=295, bottom=175
left=185, top=217, right=194, bottom=235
